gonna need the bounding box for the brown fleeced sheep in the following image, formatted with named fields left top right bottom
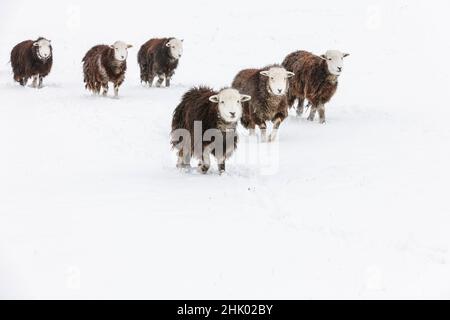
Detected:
left=10, top=37, right=53, bottom=88
left=282, top=50, right=349, bottom=123
left=82, top=41, right=132, bottom=97
left=171, top=86, right=250, bottom=174
left=232, top=65, right=294, bottom=142
left=138, top=37, right=183, bottom=87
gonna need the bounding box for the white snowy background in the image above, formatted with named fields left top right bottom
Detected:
left=1, top=0, right=450, bottom=299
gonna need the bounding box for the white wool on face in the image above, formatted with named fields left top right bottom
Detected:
left=167, top=38, right=183, bottom=60
left=35, top=39, right=51, bottom=59
left=262, top=67, right=292, bottom=96
left=215, top=88, right=244, bottom=123
left=112, top=41, right=129, bottom=61
left=323, top=50, right=347, bottom=76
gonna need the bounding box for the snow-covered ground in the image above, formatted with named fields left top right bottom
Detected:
left=1, top=0, right=450, bottom=299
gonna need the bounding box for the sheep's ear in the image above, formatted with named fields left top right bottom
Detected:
left=286, top=71, right=295, bottom=78
left=320, top=54, right=327, bottom=60
left=260, top=71, right=269, bottom=77
left=127, top=44, right=133, bottom=49
left=209, top=95, right=219, bottom=103
left=240, top=94, right=251, bottom=102
left=109, top=45, right=114, bottom=49
left=343, top=53, right=350, bottom=58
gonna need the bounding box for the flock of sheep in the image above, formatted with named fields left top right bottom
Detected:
left=9, top=36, right=349, bottom=174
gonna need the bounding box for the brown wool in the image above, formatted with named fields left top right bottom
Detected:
left=137, top=38, right=179, bottom=85
left=282, top=50, right=338, bottom=109
left=232, top=64, right=289, bottom=132
left=170, top=86, right=238, bottom=161
left=10, top=37, right=53, bottom=85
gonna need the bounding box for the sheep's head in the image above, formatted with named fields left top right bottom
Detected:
left=320, top=50, right=350, bottom=76
left=33, top=38, right=52, bottom=60
left=166, top=38, right=183, bottom=60
left=209, top=88, right=250, bottom=123
left=110, top=41, right=132, bottom=61
left=260, top=67, right=295, bottom=96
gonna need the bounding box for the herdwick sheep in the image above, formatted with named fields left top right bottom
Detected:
left=171, top=87, right=251, bottom=174
left=282, top=50, right=349, bottom=123
left=10, top=37, right=53, bottom=88
left=138, top=37, right=183, bottom=87
left=232, top=65, right=294, bottom=142
left=82, top=41, right=132, bottom=98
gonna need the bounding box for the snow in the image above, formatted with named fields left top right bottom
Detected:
left=1, top=0, right=450, bottom=299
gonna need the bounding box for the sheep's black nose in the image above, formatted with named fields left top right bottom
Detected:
left=277, top=89, right=282, bottom=93
left=230, top=112, right=236, bottom=118
left=337, top=67, right=342, bottom=71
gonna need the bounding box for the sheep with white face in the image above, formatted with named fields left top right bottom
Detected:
left=209, top=88, right=250, bottom=123
left=166, top=38, right=183, bottom=60
left=320, top=50, right=350, bottom=76
left=110, top=41, right=132, bottom=62
left=33, top=38, right=52, bottom=60
left=260, top=67, right=295, bottom=96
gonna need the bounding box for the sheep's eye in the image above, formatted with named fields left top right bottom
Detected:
left=237, top=100, right=240, bottom=103
left=220, top=101, right=224, bottom=104
left=270, top=77, right=274, bottom=80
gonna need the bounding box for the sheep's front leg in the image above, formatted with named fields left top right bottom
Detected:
left=165, top=75, right=172, bottom=87
left=307, top=104, right=318, bottom=121
left=31, top=75, right=39, bottom=88
left=113, top=83, right=119, bottom=98
left=38, top=75, right=44, bottom=89
left=259, top=122, right=268, bottom=143
left=102, top=83, right=109, bottom=96
left=19, top=77, right=28, bottom=86
left=218, top=159, right=226, bottom=174
left=156, top=74, right=165, bottom=88
left=198, top=144, right=212, bottom=174
left=248, top=121, right=256, bottom=136
left=176, top=149, right=191, bottom=169
left=318, top=104, right=326, bottom=124
left=296, top=98, right=305, bottom=116
left=269, top=115, right=286, bottom=142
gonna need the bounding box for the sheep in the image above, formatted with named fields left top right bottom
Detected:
left=231, top=65, right=294, bottom=142
left=10, top=37, right=53, bottom=88
left=138, top=37, right=183, bottom=87
left=282, top=50, right=349, bottom=123
left=82, top=41, right=132, bottom=98
left=171, top=87, right=251, bottom=174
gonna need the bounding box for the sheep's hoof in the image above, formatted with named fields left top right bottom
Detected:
left=199, top=165, right=209, bottom=174
left=319, top=119, right=326, bottom=124
left=296, top=108, right=304, bottom=116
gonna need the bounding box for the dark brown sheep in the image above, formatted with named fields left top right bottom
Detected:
left=82, top=41, right=132, bottom=97
left=171, top=86, right=250, bottom=174
left=282, top=50, right=349, bottom=123
left=232, top=65, right=294, bottom=142
left=138, top=37, right=183, bottom=87
left=10, top=37, right=53, bottom=88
